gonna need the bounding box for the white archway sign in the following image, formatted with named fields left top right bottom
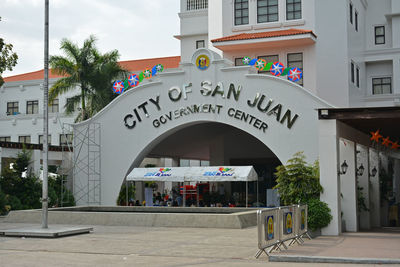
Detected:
left=73, top=49, right=332, bottom=205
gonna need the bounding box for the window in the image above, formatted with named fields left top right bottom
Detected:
left=187, top=0, right=208, bottom=11
left=39, top=135, right=51, bottom=145
left=66, top=98, right=75, bottom=112
left=372, top=77, right=391, bottom=94
left=196, top=40, right=205, bottom=49
left=287, top=53, right=303, bottom=85
left=0, top=136, right=11, bottom=142
left=286, top=0, right=301, bottom=20
left=235, top=57, right=245, bottom=66
left=375, top=26, right=385, bottom=45
left=356, top=67, right=360, bottom=88
left=258, top=55, right=279, bottom=73
left=7, top=101, right=18, bottom=115
left=60, top=134, right=73, bottom=146
left=18, top=136, right=31, bottom=144
left=257, top=0, right=278, bottom=23
left=49, top=99, right=59, bottom=113
left=349, top=3, right=353, bottom=24
left=351, top=62, right=355, bottom=83
left=26, top=100, right=39, bottom=114
left=355, top=11, right=358, bottom=31
left=234, top=0, right=249, bottom=25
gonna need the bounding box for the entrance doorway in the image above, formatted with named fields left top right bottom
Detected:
left=132, top=122, right=282, bottom=207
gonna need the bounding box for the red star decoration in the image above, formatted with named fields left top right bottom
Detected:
left=370, top=130, right=382, bottom=142
left=381, top=136, right=392, bottom=147
left=391, top=141, right=400, bottom=150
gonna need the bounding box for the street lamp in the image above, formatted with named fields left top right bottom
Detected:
left=356, top=164, right=365, bottom=176
left=370, top=166, right=377, bottom=177
left=338, top=160, right=348, bottom=175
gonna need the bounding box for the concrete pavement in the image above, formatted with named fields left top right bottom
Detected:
left=1, top=222, right=400, bottom=266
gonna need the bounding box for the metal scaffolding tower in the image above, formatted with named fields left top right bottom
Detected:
left=59, top=123, right=74, bottom=207
left=72, top=122, right=101, bottom=205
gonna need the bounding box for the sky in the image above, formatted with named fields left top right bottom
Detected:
left=0, top=0, right=180, bottom=77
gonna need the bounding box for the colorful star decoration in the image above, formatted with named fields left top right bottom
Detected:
left=288, top=67, right=303, bottom=82
left=112, top=63, right=165, bottom=94
left=270, top=61, right=285, bottom=76
left=112, top=80, right=125, bottom=94
left=242, top=56, right=251, bottom=65
left=381, top=137, right=392, bottom=147
left=128, top=74, right=139, bottom=87
left=255, top=59, right=266, bottom=70
left=370, top=130, right=399, bottom=150
left=370, top=130, right=382, bottom=142
left=391, top=141, right=400, bottom=150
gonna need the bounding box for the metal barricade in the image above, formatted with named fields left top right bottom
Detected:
left=255, top=204, right=311, bottom=258
left=255, top=208, right=279, bottom=258
left=295, top=204, right=311, bottom=242
left=279, top=205, right=300, bottom=246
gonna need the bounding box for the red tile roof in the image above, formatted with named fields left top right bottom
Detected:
left=211, top=29, right=316, bottom=43
left=3, top=56, right=181, bottom=83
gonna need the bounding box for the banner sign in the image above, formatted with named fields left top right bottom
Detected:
left=127, top=166, right=258, bottom=182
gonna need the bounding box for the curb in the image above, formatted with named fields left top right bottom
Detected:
left=269, top=255, right=400, bottom=264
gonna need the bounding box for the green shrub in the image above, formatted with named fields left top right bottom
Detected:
left=307, top=198, right=332, bottom=231
left=6, top=194, right=23, bottom=210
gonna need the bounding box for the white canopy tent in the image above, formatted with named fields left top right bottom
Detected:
left=126, top=166, right=259, bottom=207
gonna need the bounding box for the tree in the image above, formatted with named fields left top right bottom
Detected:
left=86, top=49, right=128, bottom=117
left=274, top=151, right=332, bottom=231
left=49, top=35, right=127, bottom=122
left=0, top=17, right=18, bottom=87
left=0, top=148, right=75, bottom=212
left=274, top=151, right=322, bottom=205
left=0, top=148, right=41, bottom=210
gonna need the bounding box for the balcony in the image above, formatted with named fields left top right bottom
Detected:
left=186, top=0, right=208, bottom=11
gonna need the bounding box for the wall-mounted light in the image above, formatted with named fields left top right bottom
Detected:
left=370, top=166, right=377, bottom=178
left=356, top=164, right=365, bottom=176
left=338, top=160, right=348, bottom=175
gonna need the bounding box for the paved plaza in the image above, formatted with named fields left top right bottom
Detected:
left=1, top=221, right=400, bottom=266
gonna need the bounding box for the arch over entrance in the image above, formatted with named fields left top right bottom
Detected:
left=73, top=49, right=331, bottom=205
left=127, top=122, right=283, bottom=206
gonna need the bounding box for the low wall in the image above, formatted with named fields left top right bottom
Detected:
left=3, top=206, right=258, bottom=229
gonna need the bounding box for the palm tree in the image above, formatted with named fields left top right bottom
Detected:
left=86, top=49, right=128, bottom=117
left=49, top=35, right=127, bottom=121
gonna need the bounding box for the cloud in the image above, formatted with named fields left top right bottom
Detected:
left=2, top=0, right=180, bottom=76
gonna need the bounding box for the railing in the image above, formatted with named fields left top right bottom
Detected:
left=187, top=0, right=208, bottom=11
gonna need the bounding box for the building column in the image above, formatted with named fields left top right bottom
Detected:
left=165, top=157, right=180, bottom=195
left=393, top=159, right=400, bottom=211
left=380, top=153, right=389, bottom=226
left=369, top=148, right=380, bottom=228
left=392, top=57, right=400, bottom=95
left=319, top=120, right=341, bottom=235
left=357, top=144, right=370, bottom=230
left=136, top=182, right=145, bottom=204
left=340, top=138, right=358, bottom=232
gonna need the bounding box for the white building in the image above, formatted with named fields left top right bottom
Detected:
left=184, top=0, right=400, bottom=107
left=2, top=0, right=400, bottom=235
